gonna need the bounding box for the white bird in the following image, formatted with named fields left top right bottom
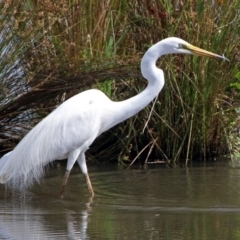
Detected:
left=0, top=37, right=227, bottom=198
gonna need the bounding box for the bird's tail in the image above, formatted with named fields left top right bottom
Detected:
left=0, top=150, right=46, bottom=190
left=0, top=111, right=67, bottom=190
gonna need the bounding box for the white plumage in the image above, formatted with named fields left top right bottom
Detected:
left=0, top=90, right=111, bottom=189
left=0, top=37, right=226, bottom=197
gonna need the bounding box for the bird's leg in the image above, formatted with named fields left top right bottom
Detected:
left=84, top=173, right=94, bottom=198
left=77, top=152, right=95, bottom=197
left=60, top=170, right=70, bottom=199
left=60, top=149, right=81, bottom=198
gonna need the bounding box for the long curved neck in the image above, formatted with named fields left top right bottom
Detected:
left=108, top=42, right=165, bottom=128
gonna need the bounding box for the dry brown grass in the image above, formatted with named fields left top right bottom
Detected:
left=0, top=0, right=239, bottom=164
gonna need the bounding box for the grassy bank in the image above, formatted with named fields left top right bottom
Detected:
left=0, top=0, right=239, bottom=164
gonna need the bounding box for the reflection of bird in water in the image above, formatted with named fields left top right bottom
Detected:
left=67, top=209, right=89, bottom=240
left=0, top=37, right=227, bottom=198
left=0, top=199, right=91, bottom=240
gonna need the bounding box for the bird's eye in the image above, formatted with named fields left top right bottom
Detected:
left=178, top=44, right=187, bottom=49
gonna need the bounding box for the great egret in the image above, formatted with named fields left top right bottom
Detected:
left=0, top=37, right=227, bottom=198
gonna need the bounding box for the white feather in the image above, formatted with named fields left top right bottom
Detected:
left=0, top=89, right=110, bottom=188
left=0, top=37, right=225, bottom=193
left=0, top=151, right=12, bottom=171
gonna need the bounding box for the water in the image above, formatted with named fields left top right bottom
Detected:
left=1, top=162, right=240, bottom=239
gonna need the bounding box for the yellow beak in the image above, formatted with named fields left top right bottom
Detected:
left=186, top=44, right=229, bottom=61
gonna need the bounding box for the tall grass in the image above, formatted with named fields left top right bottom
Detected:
left=0, top=0, right=239, bottom=164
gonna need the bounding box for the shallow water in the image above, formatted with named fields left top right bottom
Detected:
left=1, top=162, right=240, bottom=239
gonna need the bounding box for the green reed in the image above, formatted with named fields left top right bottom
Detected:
left=0, top=0, right=239, bottom=164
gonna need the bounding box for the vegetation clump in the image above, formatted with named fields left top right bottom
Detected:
left=0, top=0, right=239, bottom=165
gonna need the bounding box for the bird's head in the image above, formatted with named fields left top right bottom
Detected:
left=161, top=37, right=228, bottom=61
